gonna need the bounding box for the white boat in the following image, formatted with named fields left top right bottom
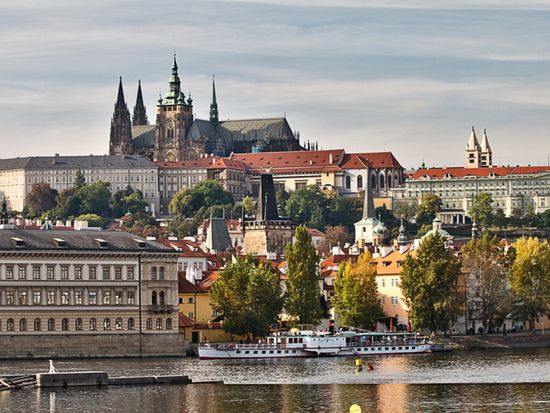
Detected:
left=198, top=331, right=431, bottom=360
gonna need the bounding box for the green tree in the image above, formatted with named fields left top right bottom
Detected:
left=284, top=185, right=329, bottom=230
left=327, top=195, right=362, bottom=230
left=78, top=181, right=112, bottom=217
left=210, top=258, right=283, bottom=339
left=169, top=180, right=234, bottom=217
left=493, top=208, right=507, bottom=229
left=74, top=213, right=105, bottom=228
left=26, top=183, right=58, bottom=217
left=400, top=233, right=462, bottom=333
left=112, top=187, right=147, bottom=218
left=420, top=193, right=442, bottom=216
left=461, top=234, right=513, bottom=333
left=56, top=187, right=81, bottom=219
left=510, top=208, right=523, bottom=228
left=166, top=216, right=197, bottom=238
left=394, top=199, right=419, bottom=223
left=75, top=169, right=86, bottom=189
left=510, top=237, right=550, bottom=331
left=332, top=252, right=386, bottom=330
left=469, top=192, right=494, bottom=229
left=285, top=225, right=322, bottom=325
left=241, top=195, right=256, bottom=217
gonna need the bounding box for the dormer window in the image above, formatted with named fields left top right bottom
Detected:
left=52, top=238, right=66, bottom=248
left=95, top=238, right=108, bottom=248
left=11, top=237, right=24, bottom=248
left=134, top=239, right=147, bottom=249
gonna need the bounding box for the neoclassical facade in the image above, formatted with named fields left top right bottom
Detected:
left=0, top=228, right=184, bottom=358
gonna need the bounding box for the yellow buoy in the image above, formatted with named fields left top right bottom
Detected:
left=350, top=404, right=362, bottom=413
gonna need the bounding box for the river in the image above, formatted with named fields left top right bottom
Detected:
left=1, top=348, right=549, bottom=412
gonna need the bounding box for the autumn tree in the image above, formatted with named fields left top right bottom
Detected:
left=461, top=234, right=513, bottom=333
left=400, top=233, right=462, bottom=333
left=332, top=252, right=385, bottom=330
left=26, top=183, right=58, bottom=217
left=510, top=237, right=550, bottom=331
left=285, top=225, right=322, bottom=325
left=210, top=258, right=283, bottom=338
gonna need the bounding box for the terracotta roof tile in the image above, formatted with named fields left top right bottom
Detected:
left=411, top=165, right=550, bottom=179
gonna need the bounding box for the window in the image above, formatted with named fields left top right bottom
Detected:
left=75, top=266, right=82, bottom=279
left=33, top=291, right=41, bottom=305
left=371, top=174, right=377, bottom=189
left=128, top=318, right=135, bottom=330
left=61, top=291, right=69, bottom=305
left=381, top=279, right=385, bottom=287
left=127, top=291, right=135, bottom=305
left=146, top=318, right=152, bottom=330
left=151, top=267, right=157, bottom=280
left=89, top=266, right=97, bottom=280
left=103, top=266, right=110, bottom=280
left=188, top=297, right=194, bottom=304
left=20, top=318, right=27, bottom=331
left=380, top=297, right=385, bottom=305
left=156, top=318, right=162, bottom=330
left=115, top=318, right=123, bottom=330
left=166, top=318, right=172, bottom=330
left=380, top=174, right=385, bottom=189
left=47, top=291, right=55, bottom=305
left=75, top=318, right=83, bottom=331
left=89, top=318, right=96, bottom=331
left=103, top=291, right=111, bottom=305
left=152, top=291, right=157, bottom=305
left=159, top=291, right=165, bottom=305
left=6, top=266, right=13, bottom=279
left=62, top=318, right=69, bottom=331
left=89, top=291, right=97, bottom=305
left=188, top=312, right=194, bottom=319
left=115, top=267, right=122, bottom=280
left=159, top=267, right=165, bottom=280
left=19, top=291, right=27, bottom=305
left=357, top=175, right=363, bottom=189
left=115, top=291, right=123, bottom=305
left=48, top=318, right=55, bottom=331
left=345, top=175, right=351, bottom=189
left=18, top=266, right=27, bottom=279
left=127, top=266, right=135, bottom=280
left=6, top=291, right=14, bottom=305
left=34, top=318, right=41, bottom=332
left=103, top=318, right=111, bottom=330
left=7, top=318, right=14, bottom=331
left=75, top=291, right=83, bottom=305
left=61, top=266, right=69, bottom=279
left=33, top=266, right=41, bottom=279
left=47, top=266, right=55, bottom=279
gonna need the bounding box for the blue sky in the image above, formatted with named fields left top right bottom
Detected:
left=2, top=0, right=550, bottom=168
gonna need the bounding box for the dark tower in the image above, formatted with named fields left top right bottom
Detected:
left=109, top=77, right=133, bottom=156
left=209, top=75, right=219, bottom=125
left=132, top=80, right=148, bottom=126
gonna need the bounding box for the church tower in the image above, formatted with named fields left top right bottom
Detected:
left=480, top=128, right=492, bottom=167
left=209, top=76, right=219, bottom=125
left=109, top=77, right=133, bottom=156
left=465, top=126, right=481, bottom=168
left=132, top=80, right=148, bottom=126
left=154, top=54, right=194, bottom=161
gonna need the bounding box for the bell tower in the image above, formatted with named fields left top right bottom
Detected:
left=154, top=53, right=194, bottom=161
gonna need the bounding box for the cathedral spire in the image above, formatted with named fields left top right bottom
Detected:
left=109, top=77, right=133, bottom=156
left=132, top=80, right=148, bottom=126
left=116, top=76, right=125, bottom=106
left=164, top=53, right=184, bottom=104
left=209, top=75, right=219, bottom=124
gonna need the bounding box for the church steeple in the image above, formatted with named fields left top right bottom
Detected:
left=164, top=53, right=184, bottom=104
left=480, top=128, right=492, bottom=167
left=109, top=77, right=133, bottom=156
left=209, top=75, right=219, bottom=125
left=132, top=80, right=148, bottom=126
left=465, top=125, right=481, bottom=168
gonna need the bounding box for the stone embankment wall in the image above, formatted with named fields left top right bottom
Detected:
left=449, top=332, right=550, bottom=350
left=0, top=334, right=187, bottom=359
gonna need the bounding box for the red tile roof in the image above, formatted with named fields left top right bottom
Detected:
left=155, top=238, right=210, bottom=258
left=230, top=149, right=346, bottom=173
left=410, top=165, right=550, bottom=179
left=178, top=273, right=207, bottom=294
left=179, top=313, right=194, bottom=328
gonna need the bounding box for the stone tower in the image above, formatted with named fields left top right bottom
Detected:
left=153, top=54, right=194, bottom=161
left=132, top=80, right=148, bottom=126
left=480, top=128, right=492, bottom=167
left=109, top=77, right=133, bottom=156
left=465, top=126, right=481, bottom=168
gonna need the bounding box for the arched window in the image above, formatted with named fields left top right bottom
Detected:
left=166, top=318, right=172, bottom=330
left=357, top=175, right=363, bottom=189
left=151, top=267, right=157, bottom=280
left=379, top=174, right=385, bottom=189
left=345, top=175, right=351, bottom=189
left=128, top=318, right=135, bottom=331
left=159, top=291, right=165, bottom=306
left=103, top=318, right=111, bottom=330
left=19, top=318, right=27, bottom=331
left=151, top=291, right=158, bottom=305
left=387, top=174, right=392, bottom=188
left=89, top=318, right=97, bottom=331
left=371, top=174, right=377, bottom=189
left=115, top=318, right=123, bottom=330
left=47, top=318, right=55, bottom=331
left=156, top=318, right=162, bottom=330
left=7, top=318, right=14, bottom=331
left=34, top=318, right=41, bottom=332
left=146, top=318, right=152, bottom=330
left=61, top=318, right=69, bottom=331
left=75, top=318, right=83, bottom=331
left=159, top=267, right=165, bottom=280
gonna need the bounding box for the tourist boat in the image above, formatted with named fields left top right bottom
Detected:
left=198, top=330, right=431, bottom=360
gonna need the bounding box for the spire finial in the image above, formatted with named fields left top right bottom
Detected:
left=116, top=76, right=125, bottom=105
left=210, top=74, right=219, bottom=124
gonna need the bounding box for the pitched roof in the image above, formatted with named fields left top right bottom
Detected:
left=155, top=238, right=210, bottom=257
left=371, top=248, right=414, bottom=275
left=218, top=118, right=292, bottom=142
left=410, top=165, right=550, bottom=179
left=132, top=125, right=156, bottom=149
left=178, top=313, right=194, bottom=328
left=231, top=149, right=345, bottom=173
left=178, top=273, right=207, bottom=294
left=0, top=155, right=156, bottom=171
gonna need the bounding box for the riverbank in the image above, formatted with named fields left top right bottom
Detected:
left=443, top=331, right=550, bottom=350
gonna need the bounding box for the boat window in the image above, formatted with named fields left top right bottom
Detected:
left=405, top=347, right=409, bottom=350
left=270, top=351, right=274, bottom=354
left=262, top=351, right=266, bottom=354
left=292, top=350, right=296, bottom=353
left=392, top=347, right=396, bottom=350
left=253, top=351, right=258, bottom=354
left=245, top=351, right=249, bottom=354
left=277, top=350, right=281, bottom=354
left=385, top=347, right=389, bottom=350
left=399, top=347, right=402, bottom=350
left=378, top=347, right=382, bottom=351
left=412, top=347, right=415, bottom=350
left=299, top=338, right=303, bottom=343
left=285, top=350, right=288, bottom=353
left=236, top=351, right=241, bottom=354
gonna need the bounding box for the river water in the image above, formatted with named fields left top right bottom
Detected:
left=1, top=348, right=550, bottom=412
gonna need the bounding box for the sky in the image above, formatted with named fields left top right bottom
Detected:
left=2, top=0, right=550, bottom=169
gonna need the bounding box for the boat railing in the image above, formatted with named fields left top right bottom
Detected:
left=199, top=342, right=287, bottom=351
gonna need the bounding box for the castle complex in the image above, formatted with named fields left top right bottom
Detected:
left=109, top=54, right=303, bottom=162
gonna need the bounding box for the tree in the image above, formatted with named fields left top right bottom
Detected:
left=510, top=237, right=550, bottom=331
left=332, top=252, right=386, bottom=330
left=241, top=196, right=256, bottom=217
left=26, top=183, right=58, bottom=217
left=169, top=180, right=234, bottom=217
left=470, top=192, right=494, bottom=229
left=493, top=208, right=507, bottom=229
left=210, top=258, right=283, bottom=339
left=284, top=185, right=329, bottom=230
left=78, top=181, right=112, bottom=217
left=74, top=213, right=105, bottom=228
left=56, top=187, right=81, bottom=219
left=461, top=234, right=513, bottom=333
left=510, top=208, right=523, bottom=228
left=285, top=225, right=322, bottom=325
left=166, top=216, right=197, bottom=238
left=324, top=225, right=353, bottom=248
left=400, top=233, right=462, bottom=333
left=75, top=169, right=86, bottom=189
left=327, top=195, right=362, bottom=230
left=112, top=187, right=147, bottom=218
left=393, top=199, right=419, bottom=223
left=420, top=193, right=442, bottom=217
